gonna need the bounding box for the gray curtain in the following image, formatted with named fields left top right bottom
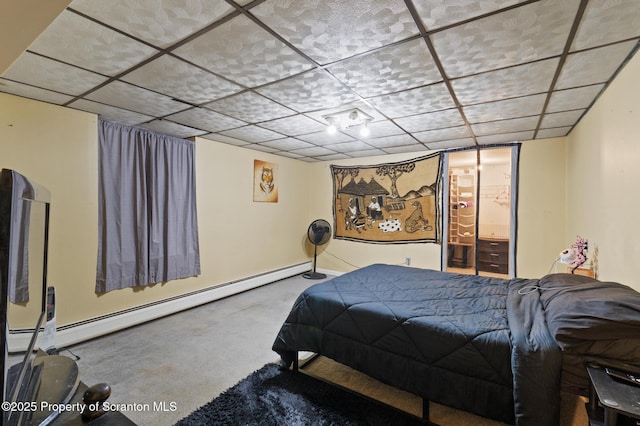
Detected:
left=96, top=120, right=200, bottom=293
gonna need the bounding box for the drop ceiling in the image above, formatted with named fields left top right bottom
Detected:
left=1, top=0, right=638, bottom=162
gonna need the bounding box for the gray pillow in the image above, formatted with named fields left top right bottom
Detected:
left=538, top=273, right=640, bottom=349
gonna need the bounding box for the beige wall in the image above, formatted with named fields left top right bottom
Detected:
left=0, top=93, right=310, bottom=326
left=307, top=154, right=443, bottom=273
left=566, top=50, right=640, bottom=290
left=309, top=145, right=567, bottom=278
left=516, top=138, right=567, bottom=278
left=0, top=0, right=71, bottom=73
left=307, top=54, right=640, bottom=285
left=2, top=50, right=637, bottom=327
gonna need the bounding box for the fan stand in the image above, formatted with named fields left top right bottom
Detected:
left=303, top=244, right=326, bottom=280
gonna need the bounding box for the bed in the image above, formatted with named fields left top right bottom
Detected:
left=272, top=264, right=640, bottom=425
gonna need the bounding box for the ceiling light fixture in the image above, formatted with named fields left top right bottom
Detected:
left=326, top=117, right=338, bottom=135
left=323, top=108, right=373, bottom=138
left=359, top=119, right=370, bottom=137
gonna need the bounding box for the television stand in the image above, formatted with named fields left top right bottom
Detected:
left=587, top=364, right=640, bottom=426
left=29, top=354, right=80, bottom=425
left=8, top=352, right=134, bottom=425
left=50, top=381, right=135, bottom=426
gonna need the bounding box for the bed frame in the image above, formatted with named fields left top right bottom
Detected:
left=285, top=352, right=437, bottom=425
left=273, top=264, right=640, bottom=425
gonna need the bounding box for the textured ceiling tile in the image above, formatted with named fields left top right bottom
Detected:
left=299, top=131, right=355, bottom=145
left=201, top=133, right=249, bottom=146
left=251, top=0, right=418, bottom=65
left=283, top=152, right=312, bottom=159
left=471, top=116, right=539, bottom=135
left=28, top=10, right=158, bottom=76
left=366, top=134, right=416, bottom=148
left=69, top=0, right=234, bottom=48
left=173, top=15, right=314, bottom=87
left=540, top=110, right=585, bottom=128
left=166, top=107, right=246, bottom=132
left=85, top=81, right=189, bottom=116
left=121, top=55, right=242, bottom=104
left=413, top=126, right=471, bottom=143
left=431, top=0, right=580, bottom=77
left=476, top=131, right=534, bottom=144
left=258, top=114, right=327, bottom=136
left=536, top=127, right=572, bottom=139
left=140, top=120, right=207, bottom=138
left=425, top=138, right=476, bottom=150
left=68, top=99, right=154, bottom=125
left=342, top=120, right=404, bottom=139
left=413, top=0, right=525, bottom=30
left=220, top=125, right=284, bottom=143
left=324, top=140, right=375, bottom=152
left=5, top=0, right=638, bottom=158
left=259, top=137, right=314, bottom=151
left=348, top=148, right=388, bottom=157
left=326, top=38, right=441, bottom=98
left=384, top=144, right=427, bottom=154
left=314, top=153, right=352, bottom=161
left=394, top=108, right=465, bottom=133
left=289, top=146, right=337, bottom=157
left=305, top=101, right=386, bottom=123
left=0, top=80, right=74, bottom=105
left=546, top=84, right=605, bottom=113
left=256, top=69, right=360, bottom=112
left=464, top=94, right=547, bottom=123
left=555, top=41, right=637, bottom=89
left=452, top=58, right=559, bottom=105
left=367, top=83, right=456, bottom=118
left=571, top=0, right=640, bottom=51
left=246, top=143, right=280, bottom=153
left=2, top=52, right=108, bottom=96
left=205, top=91, right=296, bottom=122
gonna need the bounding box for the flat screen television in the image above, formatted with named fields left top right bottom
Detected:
left=0, top=168, right=51, bottom=425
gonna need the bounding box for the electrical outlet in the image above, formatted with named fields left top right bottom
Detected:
left=405, top=257, right=411, bottom=266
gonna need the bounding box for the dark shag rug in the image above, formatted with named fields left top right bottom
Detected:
left=175, top=363, right=425, bottom=425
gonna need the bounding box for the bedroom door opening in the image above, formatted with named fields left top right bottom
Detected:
left=442, top=146, right=518, bottom=278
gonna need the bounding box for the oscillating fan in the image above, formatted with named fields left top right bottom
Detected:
left=303, top=219, right=332, bottom=279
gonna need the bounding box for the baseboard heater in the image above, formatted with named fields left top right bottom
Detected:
left=8, top=262, right=311, bottom=353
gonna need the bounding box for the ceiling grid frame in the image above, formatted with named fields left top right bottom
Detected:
left=1, top=0, right=638, bottom=161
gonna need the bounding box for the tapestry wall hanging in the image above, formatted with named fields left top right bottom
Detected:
left=331, top=152, right=441, bottom=244
left=254, top=160, right=278, bottom=202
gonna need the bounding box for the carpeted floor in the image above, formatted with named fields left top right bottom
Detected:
left=175, top=362, right=425, bottom=425
left=177, top=355, right=590, bottom=426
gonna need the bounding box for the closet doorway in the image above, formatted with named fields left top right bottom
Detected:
left=442, top=146, right=518, bottom=278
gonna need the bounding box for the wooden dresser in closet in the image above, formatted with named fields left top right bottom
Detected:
left=477, top=238, right=509, bottom=274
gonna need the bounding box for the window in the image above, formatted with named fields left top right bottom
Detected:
left=96, top=120, right=200, bottom=292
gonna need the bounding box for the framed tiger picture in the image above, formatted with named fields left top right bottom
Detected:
left=253, top=160, right=278, bottom=202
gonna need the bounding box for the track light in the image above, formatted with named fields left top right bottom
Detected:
left=359, top=120, right=370, bottom=137
left=323, top=108, right=373, bottom=137
left=326, top=118, right=337, bottom=135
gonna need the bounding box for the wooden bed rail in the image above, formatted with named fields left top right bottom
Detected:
left=284, top=351, right=438, bottom=425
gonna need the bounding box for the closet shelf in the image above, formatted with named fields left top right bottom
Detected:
left=448, top=170, right=476, bottom=245
left=457, top=232, right=475, bottom=237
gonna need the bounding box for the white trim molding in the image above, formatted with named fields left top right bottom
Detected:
left=8, top=262, right=311, bottom=353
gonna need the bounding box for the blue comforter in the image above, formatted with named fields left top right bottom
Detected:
left=272, top=264, right=561, bottom=425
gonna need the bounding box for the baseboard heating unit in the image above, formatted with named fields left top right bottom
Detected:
left=8, top=262, right=311, bottom=352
